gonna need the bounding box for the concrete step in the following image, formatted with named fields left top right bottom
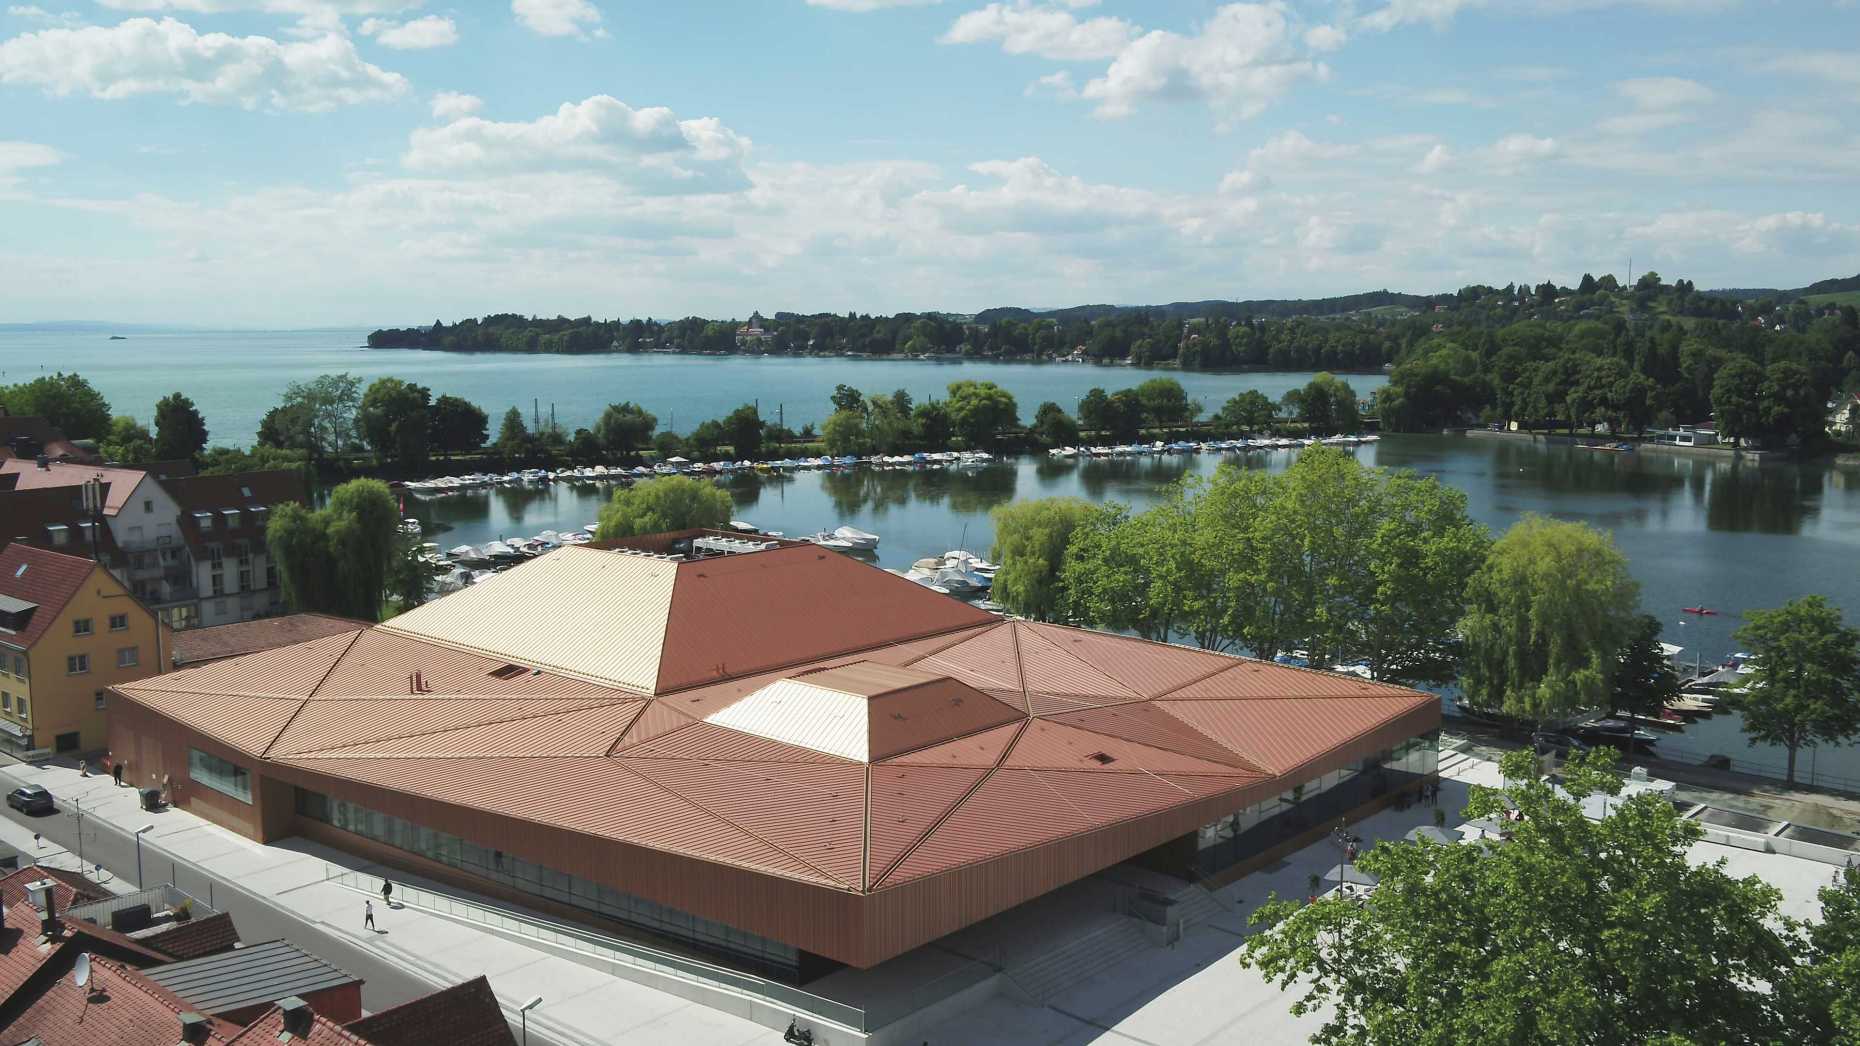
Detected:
left=1165, top=884, right=1228, bottom=931
left=1005, top=917, right=1151, bottom=1003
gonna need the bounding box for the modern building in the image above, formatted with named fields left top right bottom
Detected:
left=111, top=531, right=1440, bottom=981
left=0, top=543, right=168, bottom=755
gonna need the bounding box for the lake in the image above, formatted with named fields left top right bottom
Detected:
left=0, top=328, right=1386, bottom=446
left=409, top=434, right=1860, bottom=789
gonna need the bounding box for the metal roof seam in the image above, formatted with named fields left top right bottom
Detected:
left=887, top=621, right=1004, bottom=666
left=659, top=617, right=1000, bottom=698
left=1142, top=655, right=1257, bottom=701
left=864, top=715, right=1037, bottom=765
left=1023, top=761, right=1094, bottom=823
left=370, top=626, right=658, bottom=697
left=1007, top=621, right=1032, bottom=714
left=1046, top=709, right=1261, bottom=773
left=255, top=697, right=313, bottom=760
left=861, top=764, right=872, bottom=892
left=866, top=718, right=1029, bottom=889
left=301, top=630, right=367, bottom=700
left=1160, top=696, right=1428, bottom=776
left=279, top=698, right=642, bottom=756
left=1012, top=622, right=1145, bottom=702
left=609, top=758, right=861, bottom=892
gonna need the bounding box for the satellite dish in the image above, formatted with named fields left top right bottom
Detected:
left=73, top=952, right=91, bottom=988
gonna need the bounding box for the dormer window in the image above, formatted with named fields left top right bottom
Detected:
left=222, top=508, right=241, bottom=527
left=193, top=511, right=215, bottom=531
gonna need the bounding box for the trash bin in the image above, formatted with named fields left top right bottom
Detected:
left=140, top=788, right=163, bottom=811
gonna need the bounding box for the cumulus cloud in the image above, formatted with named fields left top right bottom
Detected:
left=430, top=90, right=482, bottom=120
left=1303, top=23, right=1346, bottom=52
left=6, top=6, right=84, bottom=25
left=806, top=0, right=939, bottom=9
left=1358, top=0, right=1478, bottom=31
left=405, top=95, right=751, bottom=192
left=1415, top=143, right=1451, bottom=173
left=1628, top=210, right=1860, bottom=259
left=0, top=17, right=408, bottom=110
left=359, top=15, right=458, bottom=49
left=511, top=0, right=603, bottom=38
left=1080, top=4, right=1325, bottom=122
left=1489, top=133, right=1557, bottom=172
left=911, top=156, right=1174, bottom=236
left=1598, top=76, right=1713, bottom=134
left=941, top=1, right=1136, bottom=61
left=1246, top=130, right=1356, bottom=169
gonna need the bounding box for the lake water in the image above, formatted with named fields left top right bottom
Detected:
left=0, top=328, right=1385, bottom=446
left=410, top=434, right=1860, bottom=789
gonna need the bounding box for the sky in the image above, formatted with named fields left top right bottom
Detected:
left=1, top=0, right=1858, bottom=327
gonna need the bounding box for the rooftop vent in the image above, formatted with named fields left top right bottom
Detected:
left=278, top=996, right=313, bottom=1038
left=1085, top=752, right=1117, bottom=766
left=179, top=1012, right=213, bottom=1045
left=488, top=663, right=527, bottom=680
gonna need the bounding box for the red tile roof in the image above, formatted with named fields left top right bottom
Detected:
left=0, top=865, right=110, bottom=912
left=0, top=484, right=123, bottom=562
left=0, top=543, right=102, bottom=649
left=171, top=614, right=371, bottom=666
left=165, top=470, right=309, bottom=552
left=2, top=952, right=243, bottom=1046
left=0, top=459, right=144, bottom=514
left=344, top=975, right=516, bottom=1046
left=145, top=911, right=241, bottom=960
left=228, top=1006, right=370, bottom=1046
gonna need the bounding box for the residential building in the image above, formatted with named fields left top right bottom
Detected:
left=0, top=543, right=168, bottom=755
left=1830, top=392, right=1860, bottom=440
left=111, top=530, right=1440, bottom=981
left=164, top=471, right=306, bottom=628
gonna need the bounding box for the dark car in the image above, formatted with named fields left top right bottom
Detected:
left=1531, top=732, right=1589, bottom=758
left=5, top=785, right=54, bottom=815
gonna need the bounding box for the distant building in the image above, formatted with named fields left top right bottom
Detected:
left=0, top=415, right=97, bottom=464
left=163, top=472, right=306, bottom=628
left=1829, top=393, right=1860, bottom=440
left=0, top=543, right=168, bottom=755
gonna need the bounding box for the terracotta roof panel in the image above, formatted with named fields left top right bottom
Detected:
left=124, top=630, right=359, bottom=698
left=879, top=720, right=1023, bottom=768
left=171, top=614, right=371, bottom=666
left=1004, top=719, right=1265, bottom=777
left=1157, top=695, right=1433, bottom=776
left=270, top=698, right=627, bottom=756
left=312, top=629, right=626, bottom=700
left=865, top=765, right=990, bottom=888
left=1163, top=660, right=1418, bottom=701
left=1046, top=703, right=1260, bottom=771
left=286, top=700, right=645, bottom=759
left=1019, top=622, right=1237, bottom=698
left=111, top=690, right=305, bottom=757
left=1010, top=624, right=1142, bottom=700
left=0, top=542, right=99, bottom=649
left=907, top=621, right=1024, bottom=694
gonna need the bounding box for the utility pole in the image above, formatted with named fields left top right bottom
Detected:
left=81, top=477, right=103, bottom=563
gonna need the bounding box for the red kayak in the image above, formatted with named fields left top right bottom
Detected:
left=1682, top=606, right=1718, bottom=615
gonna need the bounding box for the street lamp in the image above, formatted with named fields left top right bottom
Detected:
left=518, top=996, right=541, bottom=1046
left=134, top=824, right=155, bottom=888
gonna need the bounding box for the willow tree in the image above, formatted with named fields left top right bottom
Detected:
left=595, top=476, right=733, bottom=539
left=1458, top=515, right=1641, bottom=722
left=989, top=497, right=1095, bottom=621
left=265, top=478, right=400, bottom=620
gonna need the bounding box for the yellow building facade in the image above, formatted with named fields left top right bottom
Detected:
left=0, top=544, right=167, bottom=756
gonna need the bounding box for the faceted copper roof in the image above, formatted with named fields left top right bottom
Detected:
left=116, top=546, right=1437, bottom=896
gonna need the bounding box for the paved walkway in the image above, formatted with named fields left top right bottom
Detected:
left=0, top=758, right=768, bottom=1046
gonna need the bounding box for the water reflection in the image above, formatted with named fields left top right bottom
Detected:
left=1695, top=462, right=1824, bottom=535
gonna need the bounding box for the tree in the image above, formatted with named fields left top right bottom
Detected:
left=0, top=372, right=110, bottom=439
left=1781, top=864, right=1860, bottom=1042
left=1078, top=388, right=1112, bottom=435
left=989, top=498, right=1095, bottom=621
left=99, top=415, right=154, bottom=464
left=1134, top=378, right=1196, bottom=430
left=652, top=431, right=686, bottom=458
left=1281, top=372, right=1360, bottom=434
left=944, top=380, right=1018, bottom=447
left=1029, top=402, right=1081, bottom=448
left=1459, top=515, right=1641, bottom=723
left=275, top=373, right=362, bottom=463
left=1711, top=357, right=1764, bottom=442
left=1757, top=360, right=1824, bottom=445
left=357, top=377, right=432, bottom=468
left=1239, top=747, right=1798, bottom=1045
left=720, top=403, right=764, bottom=459
left=1104, top=389, right=1145, bottom=441
left=1728, top=595, right=1860, bottom=786
left=595, top=476, right=733, bottom=538
left=151, top=393, right=209, bottom=461
left=1612, top=613, right=1680, bottom=719
left=257, top=402, right=312, bottom=451
left=496, top=407, right=529, bottom=461
left=429, top=395, right=488, bottom=458
left=1215, top=389, right=1277, bottom=434
left=266, top=478, right=400, bottom=620
left=913, top=399, right=953, bottom=448
left=821, top=409, right=871, bottom=456
left=830, top=384, right=865, bottom=414
left=1060, top=500, right=1197, bottom=643
left=593, top=402, right=656, bottom=458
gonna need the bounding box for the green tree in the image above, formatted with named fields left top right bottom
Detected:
left=821, top=409, right=871, bottom=456
left=989, top=497, right=1095, bottom=621
left=1215, top=389, right=1277, bottom=434
left=266, top=478, right=400, bottom=620
left=913, top=399, right=953, bottom=448
left=651, top=431, right=686, bottom=458
left=1239, top=747, right=1797, bottom=1045
left=720, top=403, right=764, bottom=459
left=1711, top=357, right=1764, bottom=442
left=0, top=372, right=111, bottom=439
left=276, top=373, right=362, bottom=463
left=99, top=415, right=154, bottom=464
left=257, top=402, right=312, bottom=451
left=595, top=476, right=733, bottom=538
left=151, top=393, right=209, bottom=461
left=357, top=377, right=432, bottom=468
left=830, top=384, right=865, bottom=414
left=1728, top=595, right=1860, bottom=786
left=429, top=395, right=488, bottom=458
left=1281, top=372, right=1360, bottom=434
left=1077, top=387, right=1112, bottom=435
left=496, top=406, right=530, bottom=462
left=1781, top=864, right=1860, bottom=1041
left=1134, top=378, right=1196, bottom=430
left=1104, top=389, right=1145, bottom=441
left=1458, top=515, right=1641, bottom=723
left=593, top=401, right=657, bottom=458
left=1060, top=500, right=1197, bottom=643
left=1612, top=613, right=1681, bottom=719
left=1757, top=360, right=1823, bottom=444
left=944, top=380, right=1018, bottom=447
left=1029, top=402, right=1081, bottom=448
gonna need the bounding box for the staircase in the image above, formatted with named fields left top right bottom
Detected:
left=1163, top=883, right=1230, bottom=932
left=1002, top=917, right=1152, bottom=1004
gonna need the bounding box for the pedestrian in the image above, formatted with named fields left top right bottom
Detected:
left=31, top=832, right=40, bottom=850
left=1345, top=841, right=1358, bottom=864
left=112, top=761, right=123, bottom=787
left=364, top=899, right=375, bottom=931
left=381, top=879, right=393, bottom=908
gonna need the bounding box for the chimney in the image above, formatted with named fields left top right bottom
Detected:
left=34, top=454, right=49, bottom=471
left=278, top=997, right=313, bottom=1037
left=179, top=1012, right=212, bottom=1045
left=23, top=878, right=58, bottom=935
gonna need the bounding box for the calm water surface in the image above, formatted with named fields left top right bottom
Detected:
left=0, top=329, right=1385, bottom=446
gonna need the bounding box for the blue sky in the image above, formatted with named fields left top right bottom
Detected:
left=2, top=0, right=1857, bottom=326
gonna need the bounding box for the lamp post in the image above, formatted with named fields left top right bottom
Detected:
left=518, top=995, right=541, bottom=1046
left=134, top=824, right=155, bottom=888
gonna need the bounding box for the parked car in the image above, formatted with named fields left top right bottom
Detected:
left=5, top=785, right=54, bottom=815
left=1531, top=732, right=1590, bottom=758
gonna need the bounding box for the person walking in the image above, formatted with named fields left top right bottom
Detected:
left=364, top=899, right=376, bottom=931
left=381, top=879, right=393, bottom=908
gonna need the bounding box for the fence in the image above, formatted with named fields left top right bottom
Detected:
left=1646, top=740, right=1860, bottom=796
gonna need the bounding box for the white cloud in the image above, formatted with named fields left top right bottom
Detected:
left=93, top=0, right=411, bottom=10
left=1247, top=130, right=1356, bottom=169
left=511, top=0, right=603, bottom=38
left=806, top=0, right=939, bottom=9
left=1080, top=4, right=1324, bottom=122
left=0, top=140, right=60, bottom=169
left=1358, top=0, right=1478, bottom=32
left=1415, top=143, right=1451, bottom=173
left=405, top=95, right=751, bottom=192
left=941, top=1, right=1136, bottom=61
left=1217, top=168, right=1267, bottom=193
left=0, top=17, right=408, bottom=111
left=1298, top=214, right=1385, bottom=255
left=6, top=6, right=84, bottom=25
left=1627, top=210, right=1860, bottom=260
left=1024, top=69, right=1076, bottom=97
left=1750, top=50, right=1860, bottom=87
left=430, top=90, right=482, bottom=120
left=1489, top=133, right=1557, bottom=172
left=1597, top=76, right=1712, bottom=135
left=1303, top=23, right=1346, bottom=52
left=359, top=15, right=458, bottom=49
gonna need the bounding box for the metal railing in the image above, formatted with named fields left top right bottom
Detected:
left=324, top=868, right=871, bottom=1030
left=1644, top=741, right=1860, bottom=796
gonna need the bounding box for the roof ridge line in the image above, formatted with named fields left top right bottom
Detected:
left=1182, top=694, right=1434, bottom=778
left=261, top=630, right=365, bottom=757
left=1012, top=719, right=1267, bottom=776
left=1009, top=620, right=1030, bottom=713
left=612, top=758, right=859, bottom=891
left=869, top=719, right=1028, bottom=889
left=861, top=763, right=872, bottom=893
left=655, top=619, right=1001, bottom=696
left=1014, top=624, right=1143, bottom=701
left=371, top=624, right=652, bottom=697
left=606, top=707, right=702, bottom=757
left=1053, top=705, right=1266, bottom=774
left=870, top=716, right=1020, bottom=765
left=1146, top=657, right=1250, bottom=701
left=275, top=698, right=641, bottom=757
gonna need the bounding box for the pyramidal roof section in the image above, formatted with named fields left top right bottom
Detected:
left=379, top=545, right=679, bottom=694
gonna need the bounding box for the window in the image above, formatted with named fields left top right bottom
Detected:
left=194, top=512, right=214, bottom=531
left=66, top=654, right=89, bottom=675
left=116, top=646, right=139, bottom=668
left=13, top=655, right=25, bottom=679
left=236, top=543, right=251, bottom=566
left=72, top=618, right=93, bottom=636
left=128, top=525, right=144, bottom=542
left=48, top=526, right=69, bottom=547
left=143, top=499, right=153, bottom=514
left=1, top=693, right=10, bottom=711
left=208, top=545, right=223, bottom=565
left=17, top=697, right=26, bottom=718
left=188, top=748, right=252, bottom=803
left=238, top=568, right=253, bottom=591
left=210, top=574, right=225, bottom=596
left=108, top=613, right=128, bottom=632
left=265, top=565, right=278, bottom=590
left=94, top=690, right=107, bottom=710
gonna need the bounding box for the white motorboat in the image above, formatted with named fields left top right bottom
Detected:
left=942, top=549, right=998, bottom=575
left=832, top=525, right=880, bottom=550
left=929, top=566, right=990, bottom=595
left=806, top=532, right=857, bottom=552
left=728, top=520, right=759, bottom=533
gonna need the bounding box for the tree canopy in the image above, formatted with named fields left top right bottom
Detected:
left=429, top=394, right=488, bottom=457
left=152, top=392, right=209, bottom=461
left=357, top=377, right=432, bottom=469
left=276, top=373, right=362, bottom=462
left=99, top=415, right=154, bottom=464
left=0, top=372, right=111, bottom=440
left=593, top=401, right=657, bottom=457
left=595, top=475, right=733, bottom=538
left=1458, top=515, right=1641, bottom=722
left=1729, top=595, right=1860, bottom=786
left=266, top=478, right=400, bottom=620
left=989, top=497, right=1096, bottom=621
left=944, top=380, right=1018, bottom=447
left=1282, top=372, right=1360, bottom=434
left=1029, top=402, right=1080, bottom=448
